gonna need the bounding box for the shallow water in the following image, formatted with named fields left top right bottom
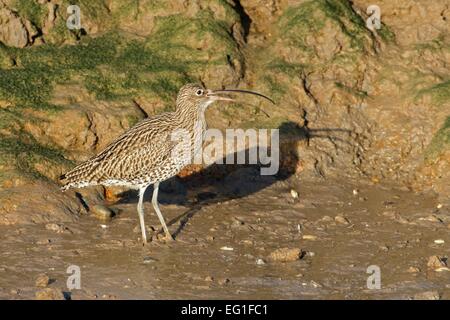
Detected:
left=0, top=178, right=449, bottom=299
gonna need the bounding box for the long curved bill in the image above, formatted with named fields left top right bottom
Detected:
left=207, top=89, right=275, bottom=104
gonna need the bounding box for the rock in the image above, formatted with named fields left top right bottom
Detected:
left=10, top=289, right=20, bottom=295
left=45, top=223, right=70, bottom=234
left=218, top=278, right=230, bottom=286
left=256, top=258, right=266, bottom=265
left=321, top=215, right=333, bottom=222
left=35, top=274, right=51, bottom=288
left=413, top=291, right=440, bottom=300
left=301, top=280, right=323, bottom=288
left=240, top=239, right=253, bottom=246
left=35, top=288, right=65, bottom=300
left=0, top=7, right=29, bottom=47
left=91, top=205, right=115, bottom=220
left=36, top=238, right=52, bottom=245
left=427, top=256, right=447, bottom=270
left=335, top=215, right=350, bottom=225
left=433, top=239, right=445, bottom=245
left=290, top=189, right=299, bottom=199
left=407, top=266, right=420, bottom=273
left=230, top=217, right=245, bottom=228
left=267, top=248, right=303, bottom=262
left=143, top=256, right=157, bottom=264
left=302, top=235, right=317, bottom=240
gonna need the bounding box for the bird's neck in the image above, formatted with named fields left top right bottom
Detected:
left=175, top=102, right=209, bottom=131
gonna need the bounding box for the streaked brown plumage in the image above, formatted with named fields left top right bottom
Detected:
left=60, top=83, right=274, bottom=244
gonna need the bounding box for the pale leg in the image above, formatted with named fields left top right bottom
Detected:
left=137, top=186, right=148, bottom=244
left=152, top=182, right=174, bottom=241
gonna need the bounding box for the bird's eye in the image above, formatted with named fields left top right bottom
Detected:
left=195, top=89, right=204, bottom=96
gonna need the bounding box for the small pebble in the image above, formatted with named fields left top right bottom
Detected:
left=407, top=266, right=420, bottom=273
left=143, top=256, right=157, bottom=264
left=35, top=274, right=51, bottom=288
left=352, top=189, right=359, bottom=195
left=240, top=239, right=253, bottom=246
left=290, top=189, right=299, bottom=199
left=434, top=239, right=445, bottom=244
left=335, top=215, right=350, bottom=225
left=267, top=248, right=303, bottom=262
left=45, top=223, right=68, bottom=234
left=301, top=280, right=322, bottom=288
left=321, top=216, right=333, bottom=222
left=35, top=288, right=65, bottom=300
left=220, top=246, right=234, bottom=251
left=91, top=205, right=115, bottom=220
left=256, top=258, right=266, bottom=265
left=302, top=235, right=317, bottom=240
left=427, top=255, right=447, bottom=270
left=37, top=239, right=51, bottom=245
left=231, top=218, right=245, bottom=228
left=436, top=203, right=443, bottom=209
left=218, top=278, right=230, bottom=285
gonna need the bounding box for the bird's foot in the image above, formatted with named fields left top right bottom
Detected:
left=140, top=237, right=149, bottom=246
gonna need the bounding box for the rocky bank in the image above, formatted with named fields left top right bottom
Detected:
left=0, top=0, right=449, bottom=224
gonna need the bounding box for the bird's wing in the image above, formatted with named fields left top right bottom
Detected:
left=61, top=114, right=178, bottom=187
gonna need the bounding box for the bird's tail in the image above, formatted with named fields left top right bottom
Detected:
left=60, top=160, right=100, bottom=191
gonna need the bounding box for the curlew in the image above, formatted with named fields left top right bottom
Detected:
left=60, top=84, right=274, bottom=244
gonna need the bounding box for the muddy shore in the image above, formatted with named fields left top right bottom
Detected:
left=1, top=176, right=448, bottom=300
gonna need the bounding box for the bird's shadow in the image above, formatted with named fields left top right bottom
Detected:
left=116, top=121, right=352, bottom=238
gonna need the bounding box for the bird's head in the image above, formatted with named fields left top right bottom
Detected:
left=176, top=83, right=274, bottom=113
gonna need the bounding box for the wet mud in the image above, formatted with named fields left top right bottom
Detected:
left=0, top=175, right=449, bottom=299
